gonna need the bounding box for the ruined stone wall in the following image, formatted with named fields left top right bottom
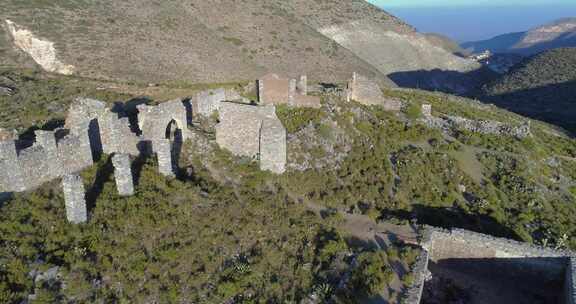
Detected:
left=0, top=141, right=24, bottom=192
left=297, top=75, right=308, bottom=96
left=445, top=116, right=531, bottom=139
left=419, top=104, right=532, bottom=139
left=2, top=127, right=93, bottom=192
left=216, top=102, right=270, bottom=158
left=347, top=72, right=383, bottom=105
left=566, top=258, right=576, bottom=304
left=292, top=94, right=321, bottom=109
left=137, top=99, right=189, bottom=150
left=112, top=154, right=134, bottom=196
left=427, top=228, right=570, bottom=275
left=258, top=74, right=291, bottom=106
left=58, top=124, right=94, bottom=175
left=191, top=88, right=226, bottom=117
left=404, top=245, right=430, bottom=304
left=405, top=227, right=576, bottom=304
left=216, top=102, right=286, bottom=173
left=62, top=174, right=87, bottom=224
left=259, top=118, right=287, bottom=174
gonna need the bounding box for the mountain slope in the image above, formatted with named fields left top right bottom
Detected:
left=479, top=47, right=576, bottom=133
left=462, top=18, right=576, bottom=55
left=0, top=0, right=476, bottom=86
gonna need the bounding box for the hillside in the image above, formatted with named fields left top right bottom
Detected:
left=0, top=0, right=477, bottom=86
left=1, top=67, right=575, bottom=303
left=462, top=17, right=576, bottom=55
left=479, top=47, right=576, bottom=133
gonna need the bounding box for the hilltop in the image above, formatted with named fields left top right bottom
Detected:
left=0, top=0, right=477, bottom=86
left=1, top=67, right=575, bottom=303
left=478, top=47, right=576, bottom=134
left=462, top=17, right=576, bottom=55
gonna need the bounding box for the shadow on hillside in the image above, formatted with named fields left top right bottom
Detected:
left=86, top=157, right=114, bottom=213
left=382, top=204, right=521, bottom=241
left=475, top=80, right=576, bottom=136
left=387, top=67, right=498, bottom=95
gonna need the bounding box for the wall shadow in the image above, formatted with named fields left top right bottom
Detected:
left=382, top=204, right=521, bottom=241
left=424, top=257, right=567, bottom=304
left=0, top=192, right=12, bottom=207
left=86, top=157, right=114, bottom=213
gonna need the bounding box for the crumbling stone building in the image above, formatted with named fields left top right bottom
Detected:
left=1, top=88, right=290, bottom=222
left=346, top=72, right=402, bottom=111
left=0, top=124, right=93, bottom=193
left=216, top=102, right=286, bottom=174
left=405, top=226, right=576, bottom=304
left=257, top=73, right=321, bottom=109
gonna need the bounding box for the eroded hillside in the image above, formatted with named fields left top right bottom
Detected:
left=0, top=0, right=476, bottom=87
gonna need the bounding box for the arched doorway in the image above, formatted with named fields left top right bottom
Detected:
left=165, top=119, right=183, bottom=172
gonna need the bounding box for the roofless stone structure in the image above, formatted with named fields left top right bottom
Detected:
left=405, top=226, right=576, bottom=304
left=216, top=102, right=287, bottom=174
left=257, top=73, right=321, bottom=109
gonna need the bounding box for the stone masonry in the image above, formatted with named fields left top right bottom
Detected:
left=155, top=139, right=175, bottom=177
left=258, top=73, right=321, bottom=109
left=216, top=102, right=287, bottom=174
left=112, top=153, right=134, bottom=196
left=421, top=104, right=532, bottom=139
left=260, top=118, right=287, bottom=174
left=137, top=99, right=189, bottom=151
left=62, top=174, right=87, bottom=224
left=346, top=72, right=402, bottom=111
left=191, top=88, right=226, bottom=117
left=0, top=123, right=93, bottom=193
left=404, top=226, right=576, bottom=304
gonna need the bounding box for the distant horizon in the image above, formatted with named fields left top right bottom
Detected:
left=367, top=1, right=576, bottom=42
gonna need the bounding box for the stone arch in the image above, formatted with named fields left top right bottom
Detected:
left=164, top=118, right=184, bottom=171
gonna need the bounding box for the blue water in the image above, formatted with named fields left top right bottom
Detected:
left=383, top=5, right=576, bottom=42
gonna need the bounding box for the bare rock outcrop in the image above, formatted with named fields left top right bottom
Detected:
left=5, top=20, right=75, bottom=75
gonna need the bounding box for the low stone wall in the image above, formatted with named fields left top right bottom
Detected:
left=404, top=226, right=576, bottom=304
left=347, top=72, right=402, bottom=110
left=403, top=248, right=430, bottom=304
left=566, top=258, right=576, bottom=304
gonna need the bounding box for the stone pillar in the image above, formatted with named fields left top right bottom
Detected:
left=112, top=153, right=134, bottom=196
left=297, top=75, right=308, bottom=95
left=422, top=104, right=432, bottom=118
left=259, top=119, right=287, bottom=174
left=156, top=139, right=174, bottom=177
left=0, top=140, right=25, bottom=192
left=288, top=79, right=296, bottom=104
left=35, top=130, right=62, bottom=177
left=257, top=79, right=265, bottom=104
left=62, top=174, right=87, bottom=224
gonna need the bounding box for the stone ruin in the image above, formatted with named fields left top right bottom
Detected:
left=421, top=104, right=532, bottom=139
left=215, top=102, right=287, bottom=174
left=1, top=83, right=292, bottom=223
left=405, top=226, right=576, bottom=304
left=0, top=97, right=193, bottom=223
left=346, top=72, right=402, bottom=111
left=257, top=73, right=321, bottom=109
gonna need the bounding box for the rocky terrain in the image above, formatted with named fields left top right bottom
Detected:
left=0, top=66, right=575, bottom=303
left=0, top=0, right=477, bottom=87
left=478, top=47, right=576, bottom=134
left=462, top=17, right=576, bottom=55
